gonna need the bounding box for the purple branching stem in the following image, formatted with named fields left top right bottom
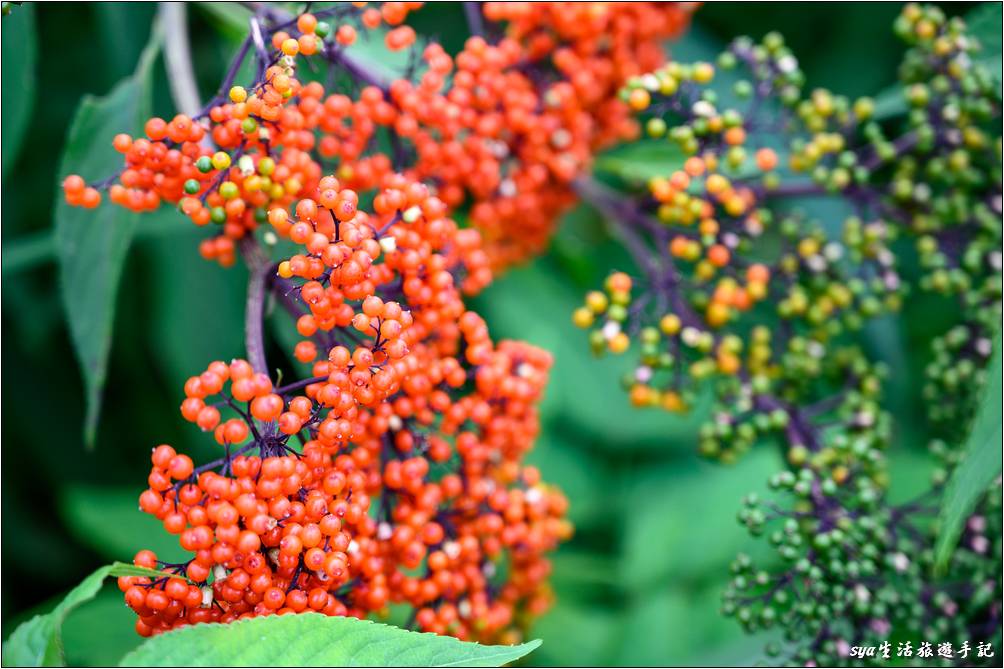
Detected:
left=275, top=375, right=329, bottom=396
left=196, top=36, right=253, bottom=119
left=249, top=16, right=270, bottom=78
left=251, top=2, right=391, bottom=92
left=573, top=176, right=703, bottom=332
left=240, top=236, right=271, bottom=374
left=861, top=132, right=918, bottom=172
left=463, top=2, right=485, bottom=37
left=575, top=175, right=841, bottom=488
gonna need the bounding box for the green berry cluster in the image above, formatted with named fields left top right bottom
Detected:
left=575, top=4, right=1002, bottom=664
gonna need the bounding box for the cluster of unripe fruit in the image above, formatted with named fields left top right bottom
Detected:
left=573, top=4, right=1002, bottom=663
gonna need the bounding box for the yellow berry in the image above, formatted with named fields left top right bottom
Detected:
left=585, top=291, right=609, bottom=314
left=572, top=307, right=594, bottom=329
left=211, top=151, right=231, bottom=170
left=609, top=332, right=630, bottom=354
left=706, top=302, right=730, bottom=328
left=628, top=88, right=651, bottom=111
left=659, top=314, right=682, bottom=335
left=692, top=62, right=715, bottom=84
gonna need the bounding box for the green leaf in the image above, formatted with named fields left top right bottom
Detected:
left=59, top=484, right=187, bottom=563
left=527, top=601, right=618, bottom=666
left=145, top=225, right=247, bottom=398
left=195, top=2, right=252, bottom=40
left=63, top=587, right=144, bottom=667
left=120, top=614, right=540, bottom=667
left=525, top=433, right=610, bottom=528
left=966, top=2, right=1003, bottom=94
left=934, top=332, right=1003, bottom=570
left=1, top=3, right=37, bottom=172
left=1, top=563, right=173, bottom=667
left=2, top=566, right=113, bottom=667
left=55, top=31, right=161, bottom=448
left=94, top=3, right=157, bottom=82
left=594, top=140, right=686, bottom=185
left=618, top=448, right=781, bottom=590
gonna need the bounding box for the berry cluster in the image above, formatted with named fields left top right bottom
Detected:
left=573, top=4, right=1001, bottom=664
left=63, top=2, right=696, bottom=271
left=57, top=1, right=614, bottom=646
left=120, top=175, right=571, bottom=641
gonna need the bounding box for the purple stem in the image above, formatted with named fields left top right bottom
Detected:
left=240, top=236, right=271, bottom=374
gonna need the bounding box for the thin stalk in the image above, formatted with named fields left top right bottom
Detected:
left=241, top=236, right=272, bottom=374
left=159, top=3, right=202, bottom=117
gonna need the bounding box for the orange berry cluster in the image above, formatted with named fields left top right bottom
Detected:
left=68, top=1, right=699, bottom=644
left=123, top=167, right=570, bottom=642
left=63, top=2, right=695, bottom=271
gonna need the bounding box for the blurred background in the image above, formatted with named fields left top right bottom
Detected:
left=1, top=2, right=977, bottom=665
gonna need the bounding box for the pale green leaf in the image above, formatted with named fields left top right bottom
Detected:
left=55, top=32, right=160, bottom=448
left=60, top=484, right=186, bottom=563
left=595, top=140, right=686, bottom=185
left=934, top=332, right=1003, bottom=570
left=2, top=566, right=112, bottom=666
left=120, top=614, right=540, bottom=667
left=1, top=563, right=173, bottom=667
left=1, top=3, right=37, bottom=171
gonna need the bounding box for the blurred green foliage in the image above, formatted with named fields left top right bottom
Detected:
left=0, top=2, right=978, bottom=665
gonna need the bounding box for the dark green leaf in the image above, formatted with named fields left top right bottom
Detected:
left=966, top=2, right=1002, bottom=93
left=1, top=3, right=37, bottom=171
left=59, top=484, right=187, bottom=563
left=618, top=448, right=780, bottom=589
left=63, top=587, right=144, bottom=668
left=527, top=601, right=618, bottom=666
left=195, top=2, right=252, bottom=40
left=1, top=562, right=174, bottom=666
left=120, top=614, right=540, bottom=667
left=594, top=140, right=686, bottom=185
left=2, top=566, right=113, bottom=666
left=934, top=332, right=1002, bottom=570
left=55, top=33, right=160, bottom=448
left=145, top=225, right=248, bottom=396
left=95, top=4, right=157, bottom=82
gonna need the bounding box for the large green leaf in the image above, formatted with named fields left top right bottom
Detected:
left=146, top=226, right=247, bottom=397
left=618, top=448, right=780, bottom=590
left=63, top=587, right=144, bottom=667
left=525, top=433, right=611, bottom=528
left=120, top=614, right=540, bottom=667
left=934, top=332, right=1003, bottom=570
left=94, top=3, right=157, bottom=82
left=594, top=140, right=686, bottom=185
left=55, top=32, right=160, bottom=448
left=966, top=2, right=1003, bottom=93
left=1, top=563, right=169, bottom=667
left=1, top=3, right=37, bottom=171
left=59, top=484, right=188, bottom=563
left=527, top=600, right=619, bottom=666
